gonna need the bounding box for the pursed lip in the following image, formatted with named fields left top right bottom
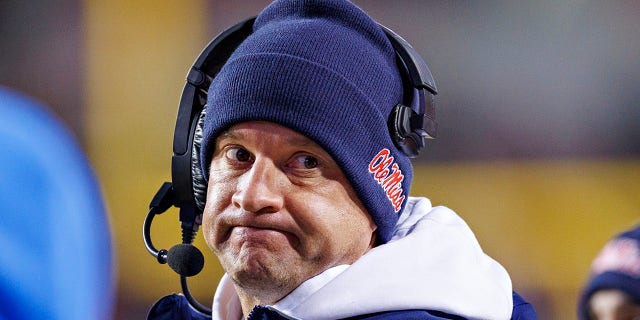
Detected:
left=231, top=225, right=288, bottom=240
left=226, top=225, right=301, bottom=251
left=218, top=216, right=298, bottom=245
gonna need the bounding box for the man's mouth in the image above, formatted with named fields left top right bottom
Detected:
left=227, top=225, right=299, bottom=249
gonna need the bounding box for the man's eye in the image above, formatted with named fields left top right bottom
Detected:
left=294, top=155, right=319, bottom=169
left=225, top=147, right=252, bottom=162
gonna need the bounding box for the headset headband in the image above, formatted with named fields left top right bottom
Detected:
left=175, top=17, right=437, bottom=208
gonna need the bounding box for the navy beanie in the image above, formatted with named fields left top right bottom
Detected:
left=577, top=224, right=640, bottom=319
left=200, top=0, right=411, bottom=243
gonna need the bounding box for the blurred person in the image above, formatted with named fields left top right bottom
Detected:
left=146, top=0, right=537, bottom=319
left=578, top=224, right=640, bottom=320
left=0, top=86, right=114, bottom=319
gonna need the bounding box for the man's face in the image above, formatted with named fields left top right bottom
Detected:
left=589, top=289, right=640, bottom=320
left=202, top=121, right=377, bottom=300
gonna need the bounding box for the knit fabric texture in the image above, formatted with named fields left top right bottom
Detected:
left=577, top=224, right=640, bottom=319
left=200, top=0, right=411, bottom=243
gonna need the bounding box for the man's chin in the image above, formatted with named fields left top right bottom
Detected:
left=225, top=246, right=290, bottom=280
left=228, top=258, right=299, bottom=299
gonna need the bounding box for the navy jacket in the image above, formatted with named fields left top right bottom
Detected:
left=147, top=291, right=537, bottom=320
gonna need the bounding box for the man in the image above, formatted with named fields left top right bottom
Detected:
left=578, top=224, right=640, bottom=320
left=152, top=0, right=537, bottom=318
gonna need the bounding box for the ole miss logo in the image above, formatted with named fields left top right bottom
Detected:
left=368, top=148, right=405, bottom=212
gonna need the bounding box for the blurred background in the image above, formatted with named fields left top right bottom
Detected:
left=1, top=0, right=638, bottom=318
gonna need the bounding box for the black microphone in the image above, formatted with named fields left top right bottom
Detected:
left=144, top=182, right=213, bottom=315
left=167, top=243, right=205, bottom=277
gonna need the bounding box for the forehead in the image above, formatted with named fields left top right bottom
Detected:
left=217, top=121, right=319, bottom=148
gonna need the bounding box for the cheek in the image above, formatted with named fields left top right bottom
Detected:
left=201, top=180, right=234, bottom=249
left=296, top=183, right=375, bottom=246
left=327, top=181, right=373, bottom=226
left=201, top=205, right=217, bottom=251
left=331, top=185, right=376, bottom=244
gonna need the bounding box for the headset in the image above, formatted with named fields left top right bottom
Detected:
left=143, top=16, right=437, bottom=316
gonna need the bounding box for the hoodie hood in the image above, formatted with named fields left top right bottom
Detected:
left=212, top=197, right=514, bottom=319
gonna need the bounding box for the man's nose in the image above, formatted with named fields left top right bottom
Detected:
left=231, top=158, right=285, bottom=214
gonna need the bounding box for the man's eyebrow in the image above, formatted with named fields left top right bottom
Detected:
left=217, top=130, right=238, bottom=141
left=286, top=136, right=317, bottom=148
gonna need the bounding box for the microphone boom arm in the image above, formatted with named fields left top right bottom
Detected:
left=143, top=182, right=213, bottom=315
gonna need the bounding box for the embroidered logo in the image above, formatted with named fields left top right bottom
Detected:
left=591, top=238, right=640, bottom=277
left=368, top=148, right=405, bottom=212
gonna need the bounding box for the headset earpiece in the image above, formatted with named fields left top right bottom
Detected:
left=388, top=104, right=425, bottom=158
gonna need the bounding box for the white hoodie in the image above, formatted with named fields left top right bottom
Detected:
left=212, top=197, right=514, bottom=320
